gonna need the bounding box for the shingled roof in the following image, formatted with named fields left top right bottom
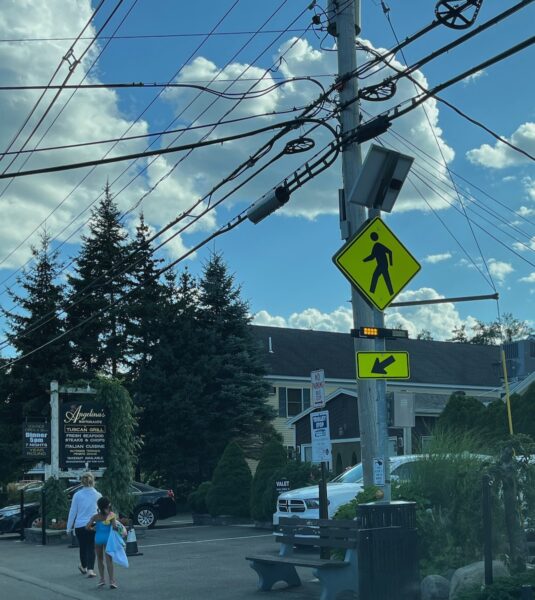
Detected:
left=251, top=325, right=502, bottom=388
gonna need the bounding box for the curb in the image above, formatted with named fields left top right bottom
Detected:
left=0, top=566, right=98, bottom=600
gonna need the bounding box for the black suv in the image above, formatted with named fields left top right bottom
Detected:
left=0, top=481, right=176, bottom=533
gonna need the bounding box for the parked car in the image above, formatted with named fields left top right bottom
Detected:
left=272, top=454, right=424, bottom=528
left=0, top=481, right=176, bottom=534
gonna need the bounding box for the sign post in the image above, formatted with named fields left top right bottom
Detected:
left=310, top=410, right=332, bottom=558
left=311, top=369, right=326, bottom=409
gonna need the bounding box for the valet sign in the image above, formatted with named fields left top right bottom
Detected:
left=310, top=410, right=332, bottom=465
left=59, top=402, right=107, bottom=470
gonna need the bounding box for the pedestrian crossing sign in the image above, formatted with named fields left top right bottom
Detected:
left=333, top=217, right=421, bottom=311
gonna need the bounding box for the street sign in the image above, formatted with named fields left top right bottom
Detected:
left=332, top=217, right=421, bottom=310
left=356, top=351, right=410, bottom=380
left=23, top=420, right=50, bottom=461
left=311, top=369, right=326, bottom=409
left=373, top=458, right=385, bottom=486
left=310, top=411, right=332, bottom=465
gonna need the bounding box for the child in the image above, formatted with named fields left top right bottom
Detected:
left=87, top=497, right=118, bottom=589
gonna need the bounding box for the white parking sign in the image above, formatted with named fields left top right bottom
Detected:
left=311, top=369, right=326, bottom=409
left=310, top=411, right=332, bottom=465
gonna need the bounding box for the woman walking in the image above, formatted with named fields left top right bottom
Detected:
left=66, top=472, right=101, bottom=578
left=87, top=497, right=119, bottom=589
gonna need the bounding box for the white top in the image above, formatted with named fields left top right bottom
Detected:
left=67, top=486, right=102, bottom=531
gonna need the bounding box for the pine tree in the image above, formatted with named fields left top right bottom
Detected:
left=197, top=252, right=275, bottom=471
left=125, top=213, right=166, bottom=378
left=206, top=441, right=252, bottom=517
left=250, top=440, right=287, bottom=521
left=137, top=268, right=208, bottom=485
left=1, top=233, right=71, bottom=480
left=66, top=184, right=130, bottom=377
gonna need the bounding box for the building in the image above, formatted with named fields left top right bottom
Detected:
left=251, top=325, right=503, bottom=468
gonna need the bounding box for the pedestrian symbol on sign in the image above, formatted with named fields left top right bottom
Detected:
left=363, top=231, right=393, bottom=296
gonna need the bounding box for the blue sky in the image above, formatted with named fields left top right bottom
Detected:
left=0, top=0, right=534, bottom=345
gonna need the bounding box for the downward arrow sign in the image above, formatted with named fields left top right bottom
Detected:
left=371, top=355, right=396, bottom=375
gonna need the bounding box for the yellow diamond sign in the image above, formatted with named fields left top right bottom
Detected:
left=356, top=351, right=410, bottom=380
left=333, top=217, right=421, bottom=311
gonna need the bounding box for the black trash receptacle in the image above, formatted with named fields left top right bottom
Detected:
left=357, top=501, right=420, bottom=600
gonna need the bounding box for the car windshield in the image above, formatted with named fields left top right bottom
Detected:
left=331, top=463, right=363, bottom=484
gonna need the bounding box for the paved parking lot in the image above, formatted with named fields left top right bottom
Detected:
left=0, top=523, right=326, bottom=600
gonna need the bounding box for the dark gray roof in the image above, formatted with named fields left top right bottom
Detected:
left=251, top=325, right=502, bottom=388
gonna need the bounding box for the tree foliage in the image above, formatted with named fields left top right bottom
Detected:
left=250, top=440, right=287, bottom=521
left=206, top=442, right=251, bottom=517
left=66, top=184, right=129, bottom=377
left=97, top=379, right=137, bottom=516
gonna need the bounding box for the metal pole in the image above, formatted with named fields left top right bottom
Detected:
left=334, top=0, right=379, bottom=487
left=482, top=474, right=493, bottom=586
left=50, top=380, right=59, bottom=479
left=41, top=488, right=47, bottom=546
left=403, top=427, right=412, bottom=455
left=319, top=462, right=330, bottom=560
left=19, top=489, right=25, bottom=541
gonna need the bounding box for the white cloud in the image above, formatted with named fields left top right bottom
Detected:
left=253, top=287, right=479, bottom=341
left=422, top=252, right=452, bottom=264
left=462, top=69, right=486, bottom=85
left=466, top=122, right=535, bottom=169
left=517, top=206, right=535, bottom=217
left=487, top=258, right=514, bottom=283
left=157, top=36, right=455, bottom=221
left=512, top=237, right=535, bottom=253
left=519, top=272, right=535, bottom=283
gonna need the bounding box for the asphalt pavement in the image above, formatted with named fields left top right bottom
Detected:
left=0, top=521, right=326, bottom=600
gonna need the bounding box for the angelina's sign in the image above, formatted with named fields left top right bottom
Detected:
left=59, top=402, right=107, bottom=470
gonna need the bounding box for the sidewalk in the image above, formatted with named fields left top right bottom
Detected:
left=0, top=524, right=321, bottom=600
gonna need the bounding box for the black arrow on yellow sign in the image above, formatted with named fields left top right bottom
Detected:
left=371, top=355, right=396, bottom=375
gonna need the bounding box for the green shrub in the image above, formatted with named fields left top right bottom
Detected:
left=42, top=477, right=69, bottom=526
left=206, top=442, right=251, bottom=517
left=455, top=573, right=535, bottom=600
left=250, top=440, right=287, bottom=522
left=188, top=482, right=212, bottom=514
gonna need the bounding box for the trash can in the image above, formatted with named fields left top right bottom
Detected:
left=357, top=501, right=420, bottom=600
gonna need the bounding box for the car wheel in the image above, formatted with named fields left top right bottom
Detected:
left=134, top=507, right=158, bottom=528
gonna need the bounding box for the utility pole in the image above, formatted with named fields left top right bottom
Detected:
left=332, top=0, right=382, bottom=488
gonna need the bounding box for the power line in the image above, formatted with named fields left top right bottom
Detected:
left=0, top=0, right=126, bottom=176
left=0, top=28, right=310, bottom=43
left=0, top=0, right=244, bottom=279
left=0, top=103, right=320, bottom=157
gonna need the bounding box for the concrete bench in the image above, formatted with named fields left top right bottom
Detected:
left=246, top=517, right=358, bottom=600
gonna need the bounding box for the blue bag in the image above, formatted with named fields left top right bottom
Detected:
left=105, top=529, right=129, bottom=568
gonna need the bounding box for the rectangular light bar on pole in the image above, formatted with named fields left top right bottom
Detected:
left=351, top=326, right=409, bottom=340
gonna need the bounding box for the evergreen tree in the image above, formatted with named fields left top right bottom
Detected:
left=137, top=268, right=208, bottom=484
left=125, top=213, right=166, bottom=379
left=98, top=379, right=137, bottom=516
left=206, top=441, right=252, bottom=517
left=250, top=440, right=287, bottom=521
left=197, top=252, right=275, bottom=472
left=437, top=392, right=486, bottom=434
left=0, top=233, right=71, bottom=482
left=66, top=184, right=130, bottom=377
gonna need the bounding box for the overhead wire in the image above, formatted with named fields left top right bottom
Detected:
left=0, top=0, right=244, bottom=282
left=377, top=0, right=498, bottom=293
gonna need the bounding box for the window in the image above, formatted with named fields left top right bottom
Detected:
left=391, top=461, right=421, bottom=481
left=278, top=387, right=311, bottom=417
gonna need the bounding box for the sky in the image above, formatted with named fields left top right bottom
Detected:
left=0, top=0, right=534, bottom=347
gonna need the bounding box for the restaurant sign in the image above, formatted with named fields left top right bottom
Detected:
left=59, top=402, right=107, bottom=470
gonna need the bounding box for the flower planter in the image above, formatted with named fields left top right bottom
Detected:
left=24, top=527, right=68, bottom=545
